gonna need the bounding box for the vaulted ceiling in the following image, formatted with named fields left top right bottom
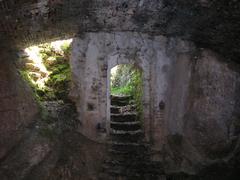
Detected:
left=0, top=0, right=240, bottom=63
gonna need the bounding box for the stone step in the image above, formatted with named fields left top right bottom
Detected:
left=104, top=160, right=144, bottom=170
left=104, top=159, right=130, bottom=166
left=107, top=170, right=143, bottom=179
left=108, top=154, right=148, bottom=163
left=110, top=141, right=148, bottom=148
left=108, top=146, right=145, bottom=154
left=111, top=113, right=137, bottom=122
left=110, top=121, right=141, bottom=131
left=111, top=99, right=130, bottom=106
left=120, top=104, right=137, bottom=114
left=104, top=160, right=164, bottom=176
left=111, top=95, right=133, bottom=102
left=111, top=142, right=148, bottom=152
left=102, top=165, right=165, bottom=180
left=98, top=173, right=112, bottom=180
left=110, top=121, right=141, bottom=125
left=110, top=129, right=143, bottom=135
left=25, top=63, right=41, bottom=72
left=108, top=149, right=132, bottom=155
left=110, top=95, right=134, bottom=106
left=110, top=106, right=121, bottom=114
left=110, top=133, right=144, bottom=143
left=28, top=72, right=42, bottom=81
left=103, top=171, right=165, bottom=180
left=102, top=165, right=133, bottom=178
left=110, top=141, right=146, bottom=146
left=103, top=161, right=159, bottom=177
left=24, top=58, right=34, bottom=63
left=111, top=105, right=137, bottom=114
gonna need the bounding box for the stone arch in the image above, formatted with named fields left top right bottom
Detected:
left=70, top=32, right=174, bottom=145
left=106, top=53, right=151, bottom=140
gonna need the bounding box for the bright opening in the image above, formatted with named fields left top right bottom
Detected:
left=110, top=64, right=143, bottom=117
left=19, top=39, right=72, bottom=102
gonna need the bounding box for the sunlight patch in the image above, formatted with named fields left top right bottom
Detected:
left=24, top=39, right=72, bottom=88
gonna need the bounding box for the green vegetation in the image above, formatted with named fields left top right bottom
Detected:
left=19, top=40, right=74, bottom=140
left=19, top=40, right=72, bottom=103
left=40, top=43, right=71, bottom=102
left=111, top=64, right=143, bottom=118
left=111, top=86, right=133, bottom=95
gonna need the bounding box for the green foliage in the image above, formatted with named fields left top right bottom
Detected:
left=45, top=63, right=71, bottom=102
left=111, top=64, right=143, bottom=119
left=111, top=86, right=132, bottom=95
left=21, top=41, right=72, bottom=102
left=111, top=65, right=132, bottom=90
left=131, top=68, right=143, bottom=120
left=61, top=42, right=71, bottom=55
left=19, top=41, right=73, bottom=140
left=19, top=70, right=44, bottom=102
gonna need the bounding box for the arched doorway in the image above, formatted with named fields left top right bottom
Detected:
left=106, top=54, right=152, bottom=141
left=108, top=63, right=144, bottom=138
left=110, top=64, right=143, bottom=118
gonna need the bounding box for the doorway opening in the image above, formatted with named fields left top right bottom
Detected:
left=107, top=64, right=147, bottom=174
left=110, top=64, right=143, bottom=119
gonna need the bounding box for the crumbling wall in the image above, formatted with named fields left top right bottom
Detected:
left=0, top=30, right=239, bottom=178
left=186, top=50, right=240, bottom=159
left=0, top=0, right=239, bottom=65
left=70, top=32, right=240, bottom=176
left=161, top=49, right=240, bottom=175
left=69, top=32, right=196, bottom=145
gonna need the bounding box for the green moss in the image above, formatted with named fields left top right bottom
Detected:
left=20, top=40, right=72, bottom=102
left=61, top=42, right=71, bottom=54
left=111, top=85, right=132, bottom=95
left=45, top=62, right=71, bottom=102
left=19, top=70, right=43, bottom=103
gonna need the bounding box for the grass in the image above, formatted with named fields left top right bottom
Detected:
left=111, top=85, right=132, bottom=95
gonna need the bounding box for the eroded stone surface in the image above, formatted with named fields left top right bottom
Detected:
left=0, top=0, right=239, bottom=64
left=70, top=32, right=240, bottom=177
left=162, top=49, right=240, bottom=175
left=0, top=46, right=39, bottom=160
left=0, top=32, right=239, bottom=179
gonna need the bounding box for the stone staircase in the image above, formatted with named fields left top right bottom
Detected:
left=101, top=95, right=165, bottom=180
left=18, top=50, right=49, bottom=89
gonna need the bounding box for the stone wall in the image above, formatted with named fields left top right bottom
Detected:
left=186, top=50, right=240, bottom=158
left=0, top=45, right=39, bottom=159
left=70, top=32, right=240, bottom=176
left=160, top=49, right=240, bottom=175
left=0, top=31, right=239, bottom=178
left=0, top=0, right=239, bottom=65
left=69, top=32, right=196, bottom=145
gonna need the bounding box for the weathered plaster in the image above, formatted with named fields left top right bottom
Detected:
left=69, top=32, right=240, bottom=176
left=70, top=32, right=196, bottom=146
left=0, top=46, right=39, bottom=159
